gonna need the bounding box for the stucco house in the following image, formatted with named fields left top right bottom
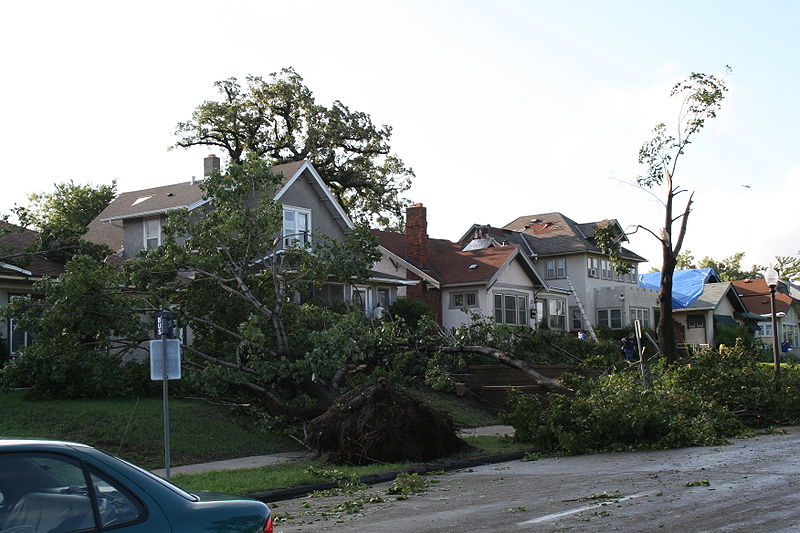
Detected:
left=374, top=204, right=564, bottom=330
left=733, top=278, right=800, bottom=351
left=85, top=155, right=409, bottom=311
left=458, top=213, right=658, bottom=336
left=0, top=222, right=64, bottom=358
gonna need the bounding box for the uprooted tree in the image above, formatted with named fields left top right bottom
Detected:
left=173, top=67, right=413, bottom=229
left=597, top=70, right=729, bottom=361
left=125, top=159, right=382, bottom=419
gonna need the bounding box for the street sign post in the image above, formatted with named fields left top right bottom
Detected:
left=151, top=311, right=180, bottom=480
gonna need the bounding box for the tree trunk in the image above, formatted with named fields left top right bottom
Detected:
left=439, top=345, right=574, bottom=395
left=658, top=254, right=678, bottom=361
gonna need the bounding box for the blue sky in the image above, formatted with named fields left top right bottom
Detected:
left=1, top=0, right=798, bottom=270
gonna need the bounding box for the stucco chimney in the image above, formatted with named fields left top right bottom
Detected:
left=204, top=154, right=220, bottom=177
left=406, top=203, right=428, bottom=267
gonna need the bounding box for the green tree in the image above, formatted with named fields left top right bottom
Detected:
left=676, top=249, right=696, bottom=269
left=0, top=255, right=147, bottom=397
left=173, top=67, right=413, bottom=228
left=697, top=252, right=761, bottom=281
left=4, top=181, right=116, bottom=264
left=598, top=71, right=729, bottom=361
left=125, top=159, right=382, bottom=418
left=774, top=254, right=800, bottom=282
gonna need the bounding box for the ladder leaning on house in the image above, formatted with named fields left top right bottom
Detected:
left=565, top=274, right=597, bottom=341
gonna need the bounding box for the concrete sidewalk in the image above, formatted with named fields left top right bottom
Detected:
left=152, top=425, right=515, bottom=477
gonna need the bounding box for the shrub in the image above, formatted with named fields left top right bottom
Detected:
left=389, top=298, right=431, bottom=329
left=504, top=371, right=742, bottom=455
left=1, top=346, right=158, bottom=399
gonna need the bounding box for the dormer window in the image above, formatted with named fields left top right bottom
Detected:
left=283, top=207, right=311, bottom=248
left=144, top=217, right=161, bottom=250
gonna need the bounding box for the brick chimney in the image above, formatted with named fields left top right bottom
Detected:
left=406, top=203, right=428, bottom=268
left=204, top=154, right=220, bottom=177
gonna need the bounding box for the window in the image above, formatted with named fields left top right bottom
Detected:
left=548, top=299, right=566, bottom=329
left=283, top=207, right=311, bottom=248
left=89, top=466, right=144, bottom=527
left=546, top=258, right=566, bottom=279
left=321, top=283, right=345, bottom=304
left=630, top=307, right=650, bottom=329
left=571, top=308, right=583, bottom=330
left=8, top=317, right=31, bottom=356
left=687, top=314, right=705, bottom=329
left=450, top=291, right=478, bottom=309
left=626, top=264, right=638, bottom=283
left=587, top=257, right=599, bottom=278
left=144, top=217, right=161, bottom=250
left=756, top=323, right=773, bottom=337
left=494, top=293, right=528, bottom=326
left=600, top=259, right=613, bottom=280
left=597, top=308, right=622, bottom=329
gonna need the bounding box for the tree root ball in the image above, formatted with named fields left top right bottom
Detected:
left=306, top=380, right=467, bottom=465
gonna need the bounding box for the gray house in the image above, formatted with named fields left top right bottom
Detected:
left=459, top=213, right=659, bottom=336
left=85, top=155, right=408, bottom=310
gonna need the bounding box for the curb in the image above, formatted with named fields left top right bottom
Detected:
left=247, top=450, right=530, bottom=503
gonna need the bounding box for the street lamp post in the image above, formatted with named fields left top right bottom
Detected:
left=764, top=266, right=781, bottom=390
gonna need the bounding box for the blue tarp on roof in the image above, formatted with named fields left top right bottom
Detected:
left=638, top=268, right=720, bottom=309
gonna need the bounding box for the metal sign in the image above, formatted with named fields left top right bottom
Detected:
left=156, top=311, right=175, bottom=338
left=149, top=339, right=182, bottom=380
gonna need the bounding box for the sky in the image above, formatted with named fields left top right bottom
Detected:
left=1, top=0, right=798, bottom=271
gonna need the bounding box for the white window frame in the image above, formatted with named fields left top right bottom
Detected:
left=283, top=206, right=312, bottom=248
left=587, top=257, right=599, bottom=278
left=630, top=307, right=650, bottom=329
left=600, top=259, right=613, bottom=280
left=547, top=298, right=566, bottom=330
left=756, top=323, right=773, bottom=338
left=597, top=308, right=622, bottom=329
left=143, top=217, right=161, bottom=250
left=546, top=258, right=566, bottom=279
left=449, top=291, right=478, bottom=309
left=687, top=314, right=705, bottom=329
left=493, top=292, right=529, bottom=326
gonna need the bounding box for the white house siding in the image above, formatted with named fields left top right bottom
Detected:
left=441, top=258, right=538, bottom=331
left=538, top=253, right=657, bottom=331
left=595, top=286, right=660, bottom=329
left=441, top=285, right=487, bottom=331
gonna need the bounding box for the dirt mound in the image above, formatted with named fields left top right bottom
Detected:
left=306, top=380, right=467, bottom=465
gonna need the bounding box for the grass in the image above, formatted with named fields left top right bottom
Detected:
left=172, top=435, right=530, bottom=495
left=0, top=391, right=300, bottom=469
left=402, top=387, right=499, bottom=427
left=0, top=384, right=501, bottom=474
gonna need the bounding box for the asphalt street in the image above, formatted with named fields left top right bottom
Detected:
left=271, top=428, right=800, bottom=532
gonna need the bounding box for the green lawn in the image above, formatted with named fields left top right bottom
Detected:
left=0, top=385, right=500, bottom=474
left=172, top=435, right=529, bottom=495
left=0, top=391, right=300, bottom=469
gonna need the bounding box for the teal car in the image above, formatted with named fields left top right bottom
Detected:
left=0, top=439, right=273, bottom=533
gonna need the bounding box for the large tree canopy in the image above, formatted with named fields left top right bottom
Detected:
left=173, top=67, right=413, bottom=228
left=126, top=159, right=382, bottom=418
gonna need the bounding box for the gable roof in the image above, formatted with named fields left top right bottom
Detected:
left=0, top=222, right=65, bottom=278
left=460, top=213, right=646, bottom=262
left=732, top=278, right=795, bottom=316
left=85, top=160, right=352, bottom=255
left=672, top=281, right=747, bottom=314
left=373, top=229, right=545, bottom=288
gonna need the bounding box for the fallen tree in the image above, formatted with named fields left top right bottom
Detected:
left=438, top=345, right=574, bottom=396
